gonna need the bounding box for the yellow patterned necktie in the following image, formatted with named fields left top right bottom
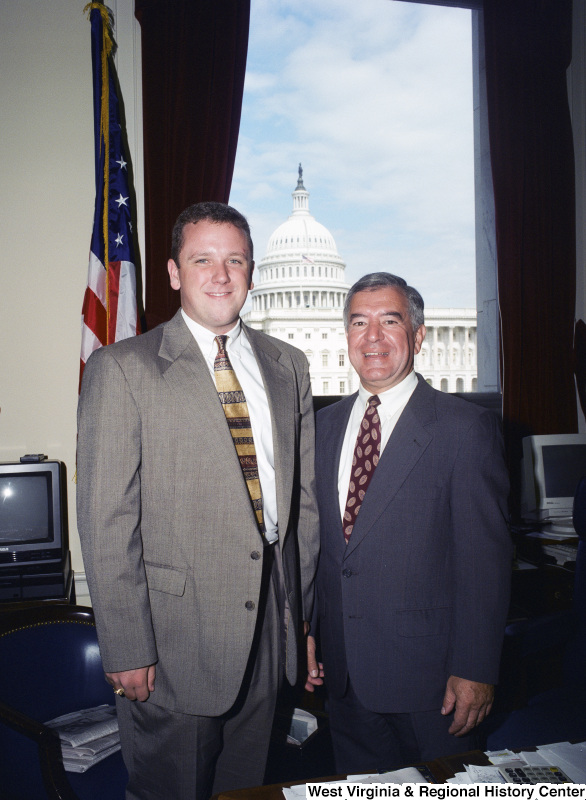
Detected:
left=214, top=335, right=264, bottom=532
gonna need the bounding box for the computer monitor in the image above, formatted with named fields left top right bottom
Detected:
left=521, top=434, right=586, bottom=535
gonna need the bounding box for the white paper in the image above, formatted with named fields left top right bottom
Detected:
left=465, top=764, right=506, bottom=783
left=537, top=741, right=586, bottom=783
left=486, top=749, right=524, bottom=765
left=45, top=704, right=118, bottom=747
left=286, top=708, right=318, bottom=745
left=518, top=751, right=550, bottom=766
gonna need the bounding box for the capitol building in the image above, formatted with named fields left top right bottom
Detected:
left=243, top=168, right=477, bottom=396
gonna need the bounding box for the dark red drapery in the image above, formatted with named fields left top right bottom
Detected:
left=135, top=0, right=250, bottom=330
left=483, top=0, right=577, bottom=492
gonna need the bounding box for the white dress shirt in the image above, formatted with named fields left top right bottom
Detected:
left=181, top=310, right=278, bottom=543
left=337, top=371, right=418, bottom=521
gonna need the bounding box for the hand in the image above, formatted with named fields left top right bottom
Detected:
left=106, top=664, right=156, bottom=702
left=441, top=675, right=494, bottom=736
left=304, top=634, right=324, bottom=692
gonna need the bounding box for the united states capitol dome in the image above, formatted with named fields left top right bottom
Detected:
left=252, top=165, right=348, bottom=298
left=264, top=170, right=340, bottom=260
left=244, top=167, right=355, bottom=397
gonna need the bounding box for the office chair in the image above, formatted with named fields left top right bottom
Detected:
left=0, top=604, right=127, bottom=800
left=485, top=480, right=586, bottom=749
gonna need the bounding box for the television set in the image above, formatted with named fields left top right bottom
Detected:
left=521, top=434, right=586, bottom=535
left=0, top=460, right=68, bottom=569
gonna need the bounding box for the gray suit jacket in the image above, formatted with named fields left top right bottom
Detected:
left=314, top=375, right=512, bottom=713
left=77, top=311, right=319, bottom=716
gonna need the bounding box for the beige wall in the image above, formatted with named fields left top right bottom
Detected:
left=0, top=1, right=94, bottom=594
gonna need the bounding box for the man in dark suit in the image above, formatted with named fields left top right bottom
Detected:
left=77, top=202, right=319, bottom=799
left=306, top=272, right=511, bottom=772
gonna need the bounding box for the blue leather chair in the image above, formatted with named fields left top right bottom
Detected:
left=0, top=604, right=127, bottom=800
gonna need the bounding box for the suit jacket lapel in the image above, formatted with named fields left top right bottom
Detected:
left=319, top=395, right=356, bottom=556
left=244, top=325, right=296, bottom=540
left=157, top=311, right=242, bottom=457
left=344, top=378, right=435, bottom=559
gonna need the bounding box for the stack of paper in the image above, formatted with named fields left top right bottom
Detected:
left=44, top=704, right=121, bottom=773
left=446, top=741, right=586, bottom=784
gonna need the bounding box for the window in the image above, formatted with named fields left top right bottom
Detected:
left=322, top=354, right=328, bottom=367
left=305, top=332, right=311, bottom=339
left=339, top=380, right=346, bottom=394
left=323, top=381, right=329, bottom=393
left=230, top=3, right=500, bottom=395
left=339, top=353, right=345, bottom=367
left=288, top=332, right=294, bottom=340
left=441, top=378, right=448, bottom=392
left=322, top=332, right=328, bottom=339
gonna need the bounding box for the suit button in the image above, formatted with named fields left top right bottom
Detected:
left=342, top=569, right=352, bottom=578
left=245, top=600, right=255, bottom=610
left=251, top=551, right=261, bottom=560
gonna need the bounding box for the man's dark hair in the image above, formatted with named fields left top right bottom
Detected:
left=343, top=272, right=425, bottom=331
left=170, top=202, right=254, bottom=265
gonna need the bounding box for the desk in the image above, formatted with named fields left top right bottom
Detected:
left=211, top=750, right=491, bottom=799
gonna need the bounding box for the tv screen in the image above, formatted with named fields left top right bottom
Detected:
left=0, top=473, right=53, bottom=544
left=0, top=461, right=67, bottom=567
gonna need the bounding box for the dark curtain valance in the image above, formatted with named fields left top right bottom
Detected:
left=135, top=0, right=250, bottom=330
left=483, top=0, right=577, bottom=495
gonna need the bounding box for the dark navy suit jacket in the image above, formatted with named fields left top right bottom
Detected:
left=314, top=374, right=512, bottom=713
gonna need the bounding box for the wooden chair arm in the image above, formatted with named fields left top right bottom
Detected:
left=0, top=700, right=79, bottom=800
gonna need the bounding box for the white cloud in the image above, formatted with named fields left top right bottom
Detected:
left=230, top=0, right=476, bottom=307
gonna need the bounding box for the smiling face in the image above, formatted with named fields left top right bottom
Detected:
left=346, top=286, right=426, bottom=394
left=167, top=220, right=254, bottom=334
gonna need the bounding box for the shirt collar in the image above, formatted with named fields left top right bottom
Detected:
left=358, top=370, right=418, bottom=416
left=180, top=309, right=242, bottom=358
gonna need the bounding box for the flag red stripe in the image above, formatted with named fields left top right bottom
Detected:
left=81, top=285, right=108, bottom=347
left=107, top=260, right=121, bottom=345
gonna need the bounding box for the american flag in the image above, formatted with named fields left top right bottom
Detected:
left=80, top=2, right=141, bottom=390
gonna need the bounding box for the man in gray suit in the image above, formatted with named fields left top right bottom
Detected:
left=306, top=272, right=511, bottom=772
left=77, top=202, right=319, bottom=799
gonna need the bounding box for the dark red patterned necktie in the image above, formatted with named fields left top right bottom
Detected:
left=342, top=395, right=381, bottom=543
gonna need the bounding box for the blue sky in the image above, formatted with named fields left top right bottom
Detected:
left=229, top=0, right=475, bottom=308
